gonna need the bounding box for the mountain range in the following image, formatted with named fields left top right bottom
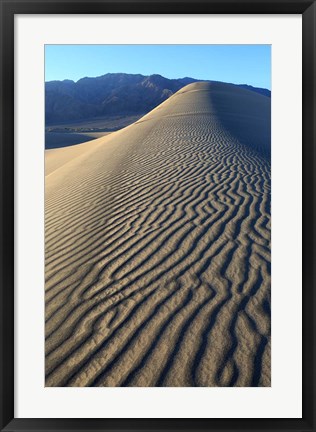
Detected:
left=45, top=73, right=271, bottom=125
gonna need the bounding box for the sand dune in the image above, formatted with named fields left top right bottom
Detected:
left=45, top=82, right=271, bottom=387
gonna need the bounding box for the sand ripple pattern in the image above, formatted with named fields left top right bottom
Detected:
left=45, top=82, right=271, bottom=387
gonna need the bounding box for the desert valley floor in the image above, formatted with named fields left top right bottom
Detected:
left=45, top=82, right=271, bottom=387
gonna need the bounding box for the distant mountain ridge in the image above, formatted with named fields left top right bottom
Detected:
left=45, top=73, right=271, bottom=125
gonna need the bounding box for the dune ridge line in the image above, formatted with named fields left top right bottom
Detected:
left=45, top=81, right=271, bottom=387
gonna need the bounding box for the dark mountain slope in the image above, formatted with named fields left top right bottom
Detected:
left=45, top=73, right=270, bottom=125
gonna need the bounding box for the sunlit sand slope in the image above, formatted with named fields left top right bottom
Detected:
left=45, top=82, right=271, bottom=387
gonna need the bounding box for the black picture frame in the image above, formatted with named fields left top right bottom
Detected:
left=0, top=0, right=315, bottom=431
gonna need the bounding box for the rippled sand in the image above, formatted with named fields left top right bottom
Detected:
left=45, top=82, right=271, bottom=387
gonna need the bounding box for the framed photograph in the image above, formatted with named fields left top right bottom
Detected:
left=1, top=0, right=315, bottom=431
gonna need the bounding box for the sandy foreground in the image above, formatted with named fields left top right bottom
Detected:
left=45, top=82, right=271, bottom=387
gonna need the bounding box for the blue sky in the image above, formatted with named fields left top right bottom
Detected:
left=45, top=45, right=271, bottom=90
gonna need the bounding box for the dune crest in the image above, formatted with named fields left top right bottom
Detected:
left=45, top=82, right=271, bottom=387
